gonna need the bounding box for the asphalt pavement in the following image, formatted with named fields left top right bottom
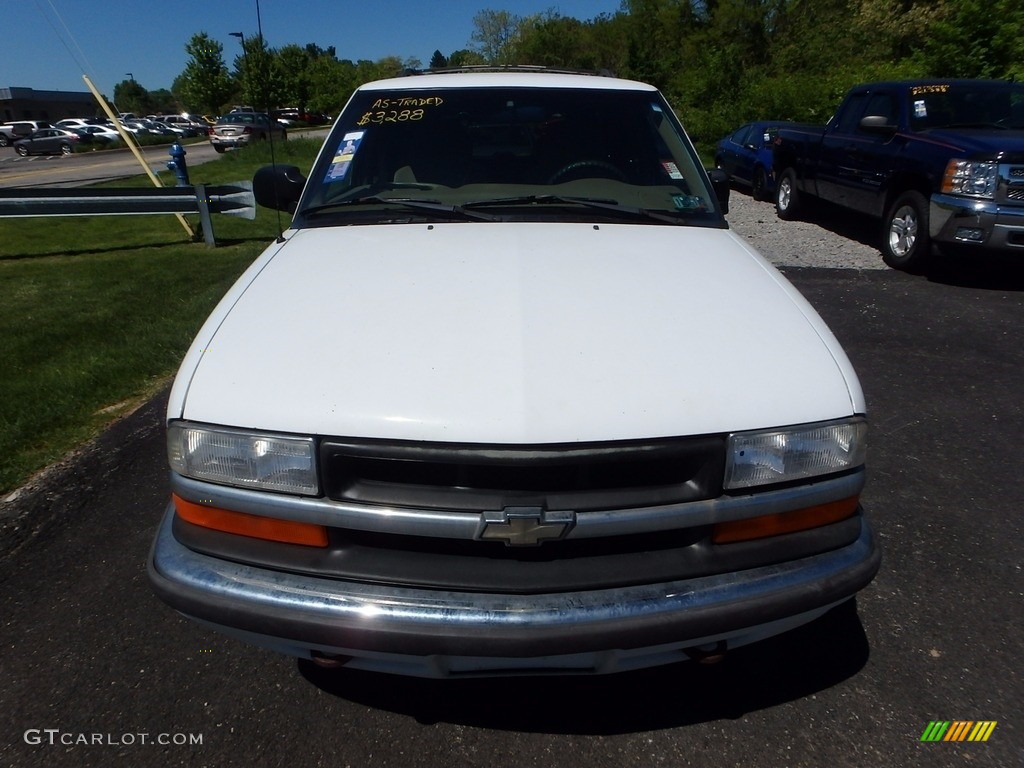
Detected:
left=0, top=254, right=1021, bottom=766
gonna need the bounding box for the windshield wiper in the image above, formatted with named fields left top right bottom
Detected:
left=302, top=196, right=501, bottom=221
left=462, top=194, right=689, bottom=224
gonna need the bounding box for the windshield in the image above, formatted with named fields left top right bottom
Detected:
left=296, top=84, right=723, bottom=227
left=907, top=81, right=1024, bottom=131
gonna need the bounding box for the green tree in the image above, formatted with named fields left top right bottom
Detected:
left=177, top=33, right=234, bottom=114
left=149, top=89, right=178, bottom=114
left=448, top=49, right=486, bottom=67
left=276, top=44, right=314, bottom=110
left=429, top=50, right=448, bottom=69
left=912, top=0, right=1024, bottom=78
left=306, top=57, right=356, bottom=114
left=112, top=78, right=153, bottom=115
left=470, top=10, right=523, bottom=64
left=620, top=0, right=697, bottom=92
left=234, top=35, right=283, bottom=111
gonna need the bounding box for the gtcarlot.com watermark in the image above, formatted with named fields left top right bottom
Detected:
left=24, top=729, right=203, bottom=747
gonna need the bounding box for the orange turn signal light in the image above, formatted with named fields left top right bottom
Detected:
left=712, top=496, right=860, bottom=544
left=172, top=493, right=329, bottom=547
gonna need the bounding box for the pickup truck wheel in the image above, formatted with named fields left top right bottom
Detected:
left=882, top=191, right=930, bottom=272
left=775, top=168, right=801, bottom=220
left=0, top=135, right=8, bottom=147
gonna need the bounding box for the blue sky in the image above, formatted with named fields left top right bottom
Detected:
left=6, top=1, right=624, bottom=96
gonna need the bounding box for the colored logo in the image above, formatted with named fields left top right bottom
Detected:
left=920, top=721, right=997, bottom=742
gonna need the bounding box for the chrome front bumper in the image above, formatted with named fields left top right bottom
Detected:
left=148, top=502, right=880, bottom=676
left=930, top=193, right=1024, bottom=250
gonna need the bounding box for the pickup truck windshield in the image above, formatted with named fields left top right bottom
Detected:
left=907, top=81, right=1024, bottom=131
left=298, top=86, right=721, bottom=226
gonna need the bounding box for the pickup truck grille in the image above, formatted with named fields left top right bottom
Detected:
left=319, top=435, right=726, bottom=512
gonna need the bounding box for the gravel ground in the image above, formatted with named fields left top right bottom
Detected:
left=725, top=190, right=888, bottom=270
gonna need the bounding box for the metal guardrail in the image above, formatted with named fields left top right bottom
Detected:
left=0, top=183, right=256, bottom=246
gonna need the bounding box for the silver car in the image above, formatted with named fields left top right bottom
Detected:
left=209, top=112, right=286, bottom=153
left=13, top=128, right=84, bottom=156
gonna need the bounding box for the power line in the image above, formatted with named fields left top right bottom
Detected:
left=35, top=0, right=99, bottom=85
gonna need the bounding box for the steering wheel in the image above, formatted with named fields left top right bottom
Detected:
left=547, top=159, right=627, bottom=184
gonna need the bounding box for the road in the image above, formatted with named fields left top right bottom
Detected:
left=0, top=187, right=1021, bottom=766
left=0, top=141, right=222, bottom=189
left=0, top=129, right=327, bottom=189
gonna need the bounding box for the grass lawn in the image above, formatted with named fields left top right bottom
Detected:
left=0, top=139, right=321, bottom=495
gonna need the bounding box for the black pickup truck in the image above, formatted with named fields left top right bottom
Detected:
left=772, top=79, right=1024, bottom=270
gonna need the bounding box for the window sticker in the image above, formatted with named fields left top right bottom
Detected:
left=914, top=99, right=928, bottom=118
left=324, top=131, right=365, bottom=182
left=661, top=160, right=684, bottom=180
left=672, top=194, right=704, bottom=210
left=910, top=84, right=949, bottom=96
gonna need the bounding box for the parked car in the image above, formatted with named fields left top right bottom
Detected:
left=152, top=115, right=204, bottom=137
left=272, top=108, right=331, bottom=127
left=272, top=109, right=304, bottom=127
left=149, top=69, right=880, bottom=679
left=13, top=127, right=85, bottom=155
left=71, top=124, right=123, bottom=144
left=127, top=119, right=183, bottom=138
left=55, top=117, right=105, bottom=130
left=0, top=120, right=53, bottom=146
left=208, top=112, right=286, bottom=152
left=715, top=121, right=791, bottom=201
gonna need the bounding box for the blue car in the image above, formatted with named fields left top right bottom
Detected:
left=715, top=121, right=790, bottom=201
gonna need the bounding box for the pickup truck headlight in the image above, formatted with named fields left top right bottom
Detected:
left=168, top=422, right=319, bottom=495
left=724, top=418, right=866, bottom=490
left=941, top=159, right=998, bottom=199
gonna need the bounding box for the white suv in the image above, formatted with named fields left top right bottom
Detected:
left=0, top=120, right=53, bottom=146
left=149, top=70, right=880, bottom=677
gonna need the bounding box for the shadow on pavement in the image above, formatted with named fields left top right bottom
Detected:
left=923, top=249, right=1024, bottom=291
left=298, top=598, right=869, bottom=735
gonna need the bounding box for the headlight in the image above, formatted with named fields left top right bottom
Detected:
left=724, top=418, right=866, bottom=490
left=941, top=159, right=998, bottom=199
left=168, top=422, right=319, bottom=495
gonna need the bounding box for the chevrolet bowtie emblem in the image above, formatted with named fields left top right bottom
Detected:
left=478, top=506, right=576, bottom=547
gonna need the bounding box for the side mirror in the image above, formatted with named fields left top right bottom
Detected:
left=707, top=168, right=730, bottom=215
left=253, top=164, right=306, bottom=213
left=859, top=115, right=897, bottom=134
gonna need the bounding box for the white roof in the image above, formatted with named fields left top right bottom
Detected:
left=359, top=70, right=657, bottom=93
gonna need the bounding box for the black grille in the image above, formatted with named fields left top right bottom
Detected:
left=1007, top=184, right=1024, bottom=201
left=320, top=435, right=726, bottom=512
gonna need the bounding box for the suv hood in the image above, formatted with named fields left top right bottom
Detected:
left=170, top=223, right=862, bottom=443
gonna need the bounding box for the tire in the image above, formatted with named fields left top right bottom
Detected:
left=15, top=145, right=28, bottom=157
left=213, top=145, right=226, bottom=153
left=60, top=143, right=73, bottom=155
left=0, top=134, right=8, bottom=147
left=775, top=167, right=801, bottom=220
left=882, top=190, right=930, bottom=272
left=752, top=167, right=768, bottom=201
